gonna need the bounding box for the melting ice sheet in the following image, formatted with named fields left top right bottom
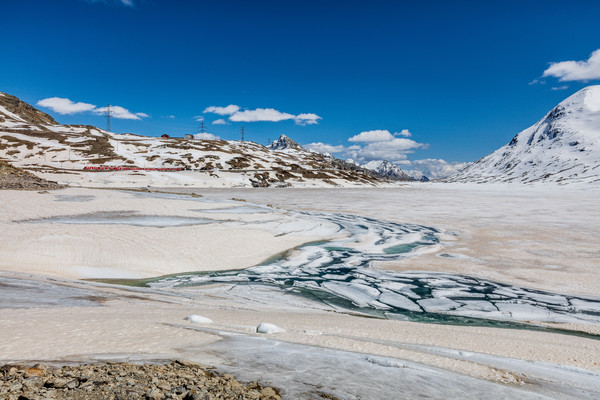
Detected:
left=152, top=211, right=600, bottom=327
left=54, top=194, right=95, bottom=202
left=0, top=277, right=106, bottom=308
left=184, top=328, right=600, bottom=400
left=21, top=211, right=217, bottom=228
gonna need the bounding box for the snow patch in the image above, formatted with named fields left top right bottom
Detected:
left=256, top=322, right=286, bottom=334
left=186, top=315, right=214, bottom=324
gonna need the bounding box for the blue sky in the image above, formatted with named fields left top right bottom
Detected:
left=2, top=0, right=600, bottom=176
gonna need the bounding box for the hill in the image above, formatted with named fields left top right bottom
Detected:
left=0, top=92, right=390, bottom=188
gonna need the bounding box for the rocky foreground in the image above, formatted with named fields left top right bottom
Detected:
left=0, top=160, right=63, bottom=190
left=0, top=360, right=283, bottom=400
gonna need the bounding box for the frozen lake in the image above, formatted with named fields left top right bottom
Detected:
left=150, top=210, right=600, bottom=329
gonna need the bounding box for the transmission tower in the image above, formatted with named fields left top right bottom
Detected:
left=104, top=104, right=113, bottom=132
left=241, top=126, right=245, bottom=142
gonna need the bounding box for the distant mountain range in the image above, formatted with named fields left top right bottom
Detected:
left=4, top=86, right=597, bottom=187
left=361, top=160, right=416, bottom=181
left=447, top=85, right=600, bottom=184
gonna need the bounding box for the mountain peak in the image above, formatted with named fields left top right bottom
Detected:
left=362, top=160, right=413, bottom=181
left=447, top=85, right=600, bottom=184
left=559, top=85, right=600, bottom=113
left=270, top=134, right=305, bottom=151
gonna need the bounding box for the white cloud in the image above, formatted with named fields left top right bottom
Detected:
left=551, top=85, right=569, bottom=91
left=542, top=49, right=600, bottom=82
left=347, top=138, right=426, bottom=162
left=167, top=115, right=175, bottom=119
left=94, top=105, right=148, bottom=120
left=83, top=0, right=135, bottom=6
left=194, top=115, right=204, bottom=122
left=203, top=105, right=240, bottom=115
left=212, top=118, right=229, bottom=125
left=37, top=97, right=96, bottom=115
left=349, top=130, right=396, bottom=143
left=305, top=129, right=426, bottom=164
left=204, top=104, right=321, bottom=125
left=404, top=159, right=471, bottom=179
left=38, top=96, right=148, bottom=121
left=294, top=113, right=322, bottom=126
left=193, top=132, right=220, bottom=140
left=349, top=129, right=412, bottom=143
left=303, top=130, right=466, bottom=179
left=229, top=108, right=295, bottom=123
left=304, top=142, right=346, bottom=154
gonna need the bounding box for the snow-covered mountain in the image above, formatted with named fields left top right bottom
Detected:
left=448, top=86, right=600, bottom=184
left=362, top=160, right=413, bottom=181
left=0, top=92, right=387, bottom=188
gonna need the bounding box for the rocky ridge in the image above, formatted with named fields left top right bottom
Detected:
left=0, top=92, right=57, bottom=125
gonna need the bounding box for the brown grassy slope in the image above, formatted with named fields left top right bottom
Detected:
left=0, top=93, right=57, bottom=125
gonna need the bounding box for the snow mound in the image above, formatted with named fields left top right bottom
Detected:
left=186, top=314, right=213, bottom=324
left=256, top=322, right=286, bottom=334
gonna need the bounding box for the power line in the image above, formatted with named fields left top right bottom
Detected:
left=104, top=104, right=113, bottom=132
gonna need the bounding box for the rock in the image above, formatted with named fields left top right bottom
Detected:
left=78, top=381, right=95, bottom=390
left=260, top=387, right=281, bottom=399
left=22, top=377, right=43, bottom=390
left=24, top=368, right=45, bottom=378
left=174, top=360, right=204, bottom=369
left=146, top=387, right=165, bottom=400
left=44, top=378, right=68, bottom=388
left=66, top=379, right=78, bottom=389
